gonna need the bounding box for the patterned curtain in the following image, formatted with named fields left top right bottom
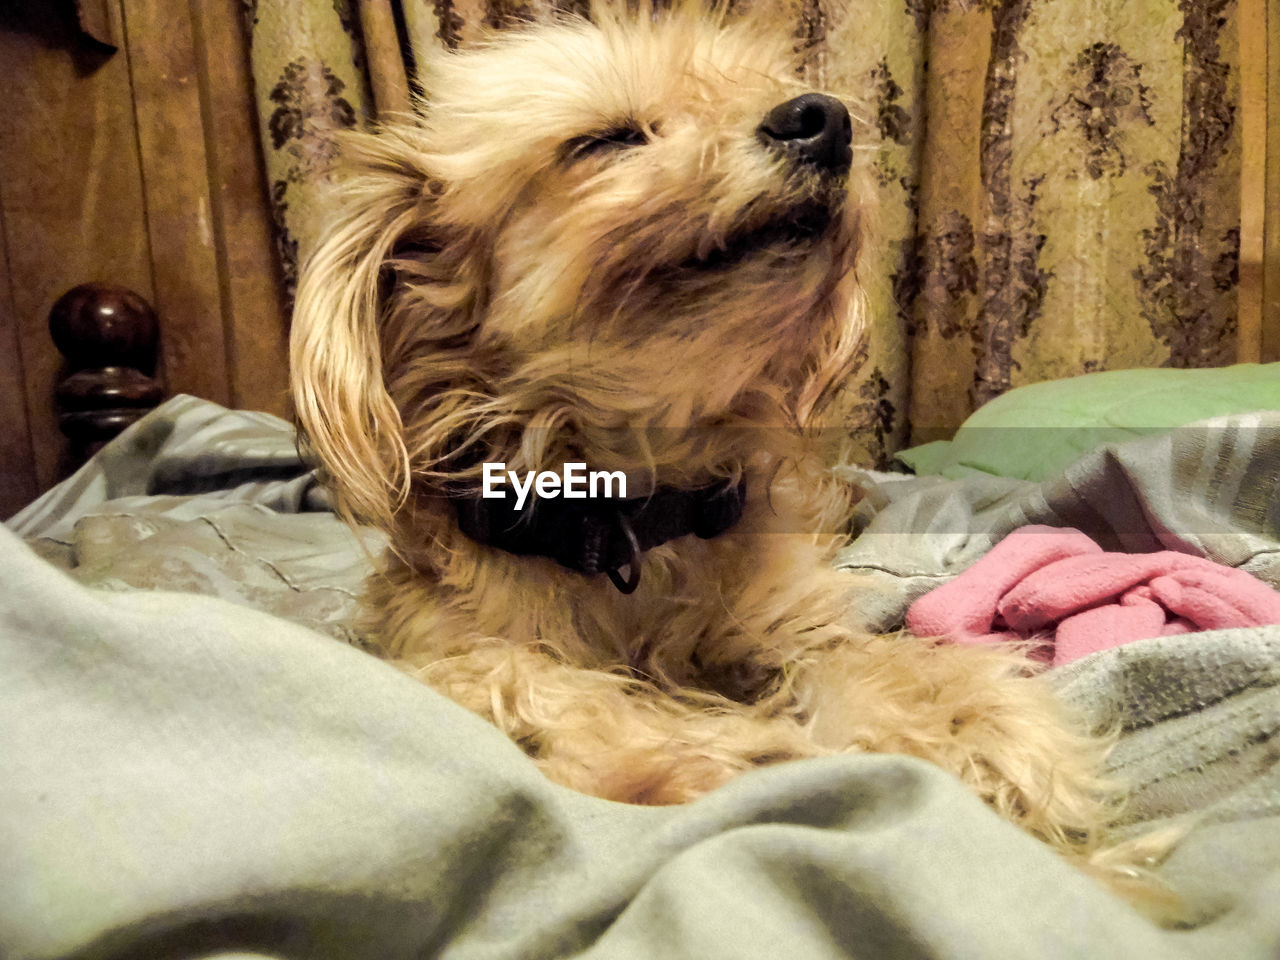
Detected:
left=245, top=0, right=1246, bottom=468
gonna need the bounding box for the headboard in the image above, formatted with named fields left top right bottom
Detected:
left=47, top=284, right=165, bottom=463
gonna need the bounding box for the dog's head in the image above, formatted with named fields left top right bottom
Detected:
left=292, top=3, right=868, bottom=533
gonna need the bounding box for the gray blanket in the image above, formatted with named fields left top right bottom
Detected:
left=3, top=397, right=1279, bottom=959
left=9, top=396, right=384, bottom=649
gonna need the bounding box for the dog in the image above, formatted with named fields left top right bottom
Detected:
left=291, top=0, right=1146, bottom=888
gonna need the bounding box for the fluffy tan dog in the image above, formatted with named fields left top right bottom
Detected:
left=292, top=1, right=1131, bottom=878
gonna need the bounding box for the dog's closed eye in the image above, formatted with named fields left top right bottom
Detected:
left=561, top=125, right=649, bottom=162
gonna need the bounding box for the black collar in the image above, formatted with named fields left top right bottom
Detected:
left=452, top=475, right=746, bottom=594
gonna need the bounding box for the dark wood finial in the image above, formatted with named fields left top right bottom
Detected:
left=50, top=283, right=165, bottom=458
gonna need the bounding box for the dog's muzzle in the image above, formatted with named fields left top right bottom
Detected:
left=758, top=94, right=853, bottom=176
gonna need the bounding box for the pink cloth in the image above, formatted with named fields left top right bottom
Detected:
left=906, top=525, right=1280, bottom=666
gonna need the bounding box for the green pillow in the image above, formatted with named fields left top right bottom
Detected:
left=895, top=363, right=1280, bottom=481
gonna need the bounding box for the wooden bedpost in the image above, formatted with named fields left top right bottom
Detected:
left=49, top=283, right=164, bottom=460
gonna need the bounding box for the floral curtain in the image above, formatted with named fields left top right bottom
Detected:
left=245, top=0, right=1248, bottom=467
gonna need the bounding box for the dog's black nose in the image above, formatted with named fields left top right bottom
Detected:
left=758, top=94, right=852, bottom=175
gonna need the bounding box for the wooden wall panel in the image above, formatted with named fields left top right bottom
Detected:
left=0, top=3, right=155, bottom=497
left=0, top=203, right=38, bottom=517
left=120, top=0, right=232, bottom=406
left=189, top=0, right=291, bottom=418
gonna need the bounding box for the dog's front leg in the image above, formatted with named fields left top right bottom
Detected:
left=791, top=634, right=1115, bottom=853
left=401, top=642, right=816, bottom=806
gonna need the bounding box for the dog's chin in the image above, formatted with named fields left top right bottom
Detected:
left=683, top=198, right=843, bottom=272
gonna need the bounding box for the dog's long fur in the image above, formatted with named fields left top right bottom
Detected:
left=292, top=1, right=1152, bottom=886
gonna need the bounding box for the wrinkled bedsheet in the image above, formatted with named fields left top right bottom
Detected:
left=2, top=396, right=1278, bottom=959
left=9, top=396, right=384, bottom=649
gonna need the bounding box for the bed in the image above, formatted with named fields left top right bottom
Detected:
left=2, top=374, right=1279, bottom=959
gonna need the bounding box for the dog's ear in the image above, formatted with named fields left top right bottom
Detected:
left=291, top=125, right=479, bottom=531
